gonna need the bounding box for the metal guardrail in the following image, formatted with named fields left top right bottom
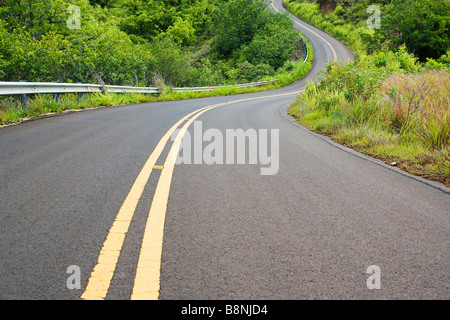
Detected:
left=172, top=80, right=277, bottom=92
left=301, top=36, right=309, bottom=64
left=0, top=79, right=277, bottom=105
left=0, top=81, right=159, bottom=96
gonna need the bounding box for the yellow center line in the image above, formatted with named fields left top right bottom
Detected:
left=271, top=0, right=338, bottom=61
left=129, top=90, right=303, bottom=300
left=80, top=105, right=213, bottom=300
left=81, top=90, right=302, bottom=300
left=130, top=106, right=215, bottom=300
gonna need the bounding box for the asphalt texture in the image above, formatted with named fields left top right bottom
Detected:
left=0, top=0, right=448, bottom=300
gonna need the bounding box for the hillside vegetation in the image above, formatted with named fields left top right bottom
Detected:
left=287, top=0, right=450, bottom=185
left=0, top=0, right=305, bottom=87
left=0, top=0, right=316, bottom=125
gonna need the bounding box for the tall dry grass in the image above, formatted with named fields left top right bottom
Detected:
left=379, top=71, right=450, bottom=148
left=290, top=69, right=450, bottom=185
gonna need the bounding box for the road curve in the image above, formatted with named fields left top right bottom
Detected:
left=0, top=1, right=449, bottom=301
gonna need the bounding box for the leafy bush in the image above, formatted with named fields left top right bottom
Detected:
left=212, top=0, right=301, bottom=82
left=377, top=0, right=450, bottom=62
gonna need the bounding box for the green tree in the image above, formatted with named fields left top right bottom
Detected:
left=242, top=13, right=298, bottom=69
left=158, top=16, right=197, bottom=46
left=212, top=0, right=268, bottom=57
left=377, top=0, right=449, bottom=61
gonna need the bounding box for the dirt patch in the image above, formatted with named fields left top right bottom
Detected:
left=319, top=0, right=337, bottom=13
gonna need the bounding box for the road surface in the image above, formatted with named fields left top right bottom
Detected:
left=0, top=0, right=448, bottom=301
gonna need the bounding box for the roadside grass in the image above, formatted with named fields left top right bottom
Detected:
left=0, top=32, right=313, bottom=127
left=290, top=69, right=450, bottom=186
left=285, top=0, right=450, bottom=185
left=0, top=85, right=274, bottom=125
left=0, top=92, right=155, bottom=125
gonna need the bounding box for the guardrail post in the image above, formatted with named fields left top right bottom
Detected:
left=77, top=82, right=83, bottom=102
left=52, top=81, right=60, bottom=102
left=19, top=80, right=29, bottom=107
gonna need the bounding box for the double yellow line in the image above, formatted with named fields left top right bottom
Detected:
left=81, top=2, right=339, bottom=299
left=81, top=91, right=301, bottom=300
left=80, top=104, right=214, bottom=300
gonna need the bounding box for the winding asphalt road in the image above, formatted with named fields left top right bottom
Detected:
left=0, top=0, right=449, bottom=301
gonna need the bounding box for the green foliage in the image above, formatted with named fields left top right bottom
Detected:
left=284, top=0, right=372, bottom=58
left=285, top=0, right=450, bottom=62
left=242, top=16, right=298, bottom=69
left=0, top=0, right=307, bottom=87
left=212, top=0, right=301, bottom=82
left=227, top=61, right=274, bottom=83
left=289, top=47, right=450, bottom=184
left=147, top=38, right=194, bottom=87
left=116, top=0, right=178, bottom=40
left=377, top=0, right=450, bottom=61
left=0, top=20, right=73, bottom=82
left=212, top=0, right=268, bottom=57
left=158, top=16, right=197, bottom=46
left=316, top=50, right=404, bottom=102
